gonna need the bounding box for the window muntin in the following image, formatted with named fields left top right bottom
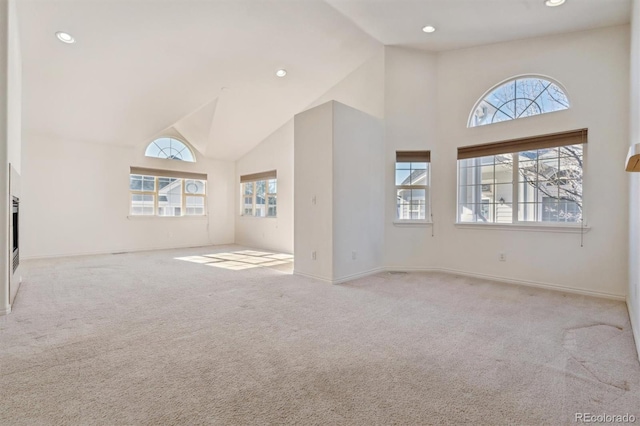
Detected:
left=241, top=178, right=277, bottom=217
left=457, top=144, right=583, bottom=224
left=396, top=161, right=430, bottom=221
left=469, top=77, right=569, bottom=128
left=130, top=174, right=206, bottom=216
left=145, top=137, right=195, bottom=162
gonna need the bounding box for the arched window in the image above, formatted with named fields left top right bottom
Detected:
left=145, top=137, right=195, bottom=162
left=469, top=76, right=570, bottom=128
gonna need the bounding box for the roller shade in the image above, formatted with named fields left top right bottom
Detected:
left=130, top=167, right=207, bottom=180
left=396, top=151, right=431, bottom=163
left=457, top=128, right=588, bottom=160
left=240, top=170, right=277, bottom=183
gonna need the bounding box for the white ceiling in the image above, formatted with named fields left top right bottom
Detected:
left=17, top=0, right=631, bottom=161
left=326, top=0, right=632, bottom=52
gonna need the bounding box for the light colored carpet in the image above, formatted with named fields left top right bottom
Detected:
left=1, top=245, right=638, bottom=425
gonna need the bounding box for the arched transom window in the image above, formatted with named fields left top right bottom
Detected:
left=145, top=137, right=195, bottom=162
left=469, top=76, right=570, bottom=128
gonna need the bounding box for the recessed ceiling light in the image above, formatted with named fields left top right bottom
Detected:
left=544, top=0, right=565, bottom=7
left=422, top=25, right=436, bottom=33
left=276, top=69, right=287, bottom=78
left=56, top=31, right=75, bottom=44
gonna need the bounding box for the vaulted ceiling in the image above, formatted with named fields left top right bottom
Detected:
left=17, top=0, right=631, bottom=161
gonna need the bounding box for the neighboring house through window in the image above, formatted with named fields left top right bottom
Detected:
left=457, top=129, right=586, bottom=224
left=395, top=151, right=431, bottom=221
left=130, top=167, right=207, bottom=216
left=241, top=170, right=277, bottom=217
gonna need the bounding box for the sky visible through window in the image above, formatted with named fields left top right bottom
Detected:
left=470, top=77, right=569, bottom=127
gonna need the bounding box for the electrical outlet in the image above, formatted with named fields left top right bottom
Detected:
left=312, top=251, right=316, bottom=260
left=499, top=252, right=506, bottom=262
left=352, top=251, right=357, bottom=260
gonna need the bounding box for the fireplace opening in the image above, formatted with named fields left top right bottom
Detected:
left=12, top=197, right=18, bottom=273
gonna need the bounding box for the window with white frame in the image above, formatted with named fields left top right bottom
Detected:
left=468, top=76, right=570, bottom=128
left=395, top=151, right=431, bottom=221
left=129, top=167, right=206, bottom=216
left=145, top=137, right=195, bottom=162
left=240, top=170, right=277, bottom=217
left=457, top=129, right=586, bottom=224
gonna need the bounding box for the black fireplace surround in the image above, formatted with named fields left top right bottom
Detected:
left=12, top=197, right=18, bottom=273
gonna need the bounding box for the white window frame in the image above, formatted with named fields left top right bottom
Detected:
left=129, top=174, right=207, bottom=217
left=456, top=144, right=587, bottom=229
left=394, top=153, right=431, bottom=224
left=240, top=176, right=277, bottom=218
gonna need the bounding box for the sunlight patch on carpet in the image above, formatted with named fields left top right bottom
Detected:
left=175, top=250, right=294, bottom=271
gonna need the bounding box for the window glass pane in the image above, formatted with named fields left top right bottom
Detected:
left=142, top=176, right=155, bottom=191
left=256, top=180, right=266, bottom=197
left=157, top=178, right=182, bottom=216
left=267, top=195, right=277, bottom=217
left=268, top=179, right=277, bottom=194
left=459, top=204, right=487, bottom=223
left=130, top=176, right=142, bottom=191
left=185, top=180, right=205, bottom=195
left=145, top=138, right=195, bottom=162
left=186, top=196, right=205, bottom=215
left=130, top=194, right=154, bottom=215
left=244, top=182, right=253, bottom=195
left=397, top=189, right=411, bottom=220
left=494, top=184, right=513, bottom=204
left=396, top=169, right=411, bottom=185
left=470, top=77, right=569, bottom=127
left=255, top=181, right=266, bottom=217
left=518, top=202, right=538, bottom=222
left=410, top=168, right=427, bottom=185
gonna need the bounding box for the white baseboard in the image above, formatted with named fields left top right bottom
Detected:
left=293, top=270, right=333, bottom=283
left=627, top=298, right=640, bottom=363
left=21, top=242, right=235, bottom=261
left=294, top=267, right=385, bottom=285
left=332, top=267, right=386, bottom=284
left=384, top=266, right=626, bottom=301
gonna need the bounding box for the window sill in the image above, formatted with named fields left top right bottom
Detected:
left=393, top=220, right=433, bottom=227
left=127, top=215, right=208, bottom=220
left=454, top=222, right=590, bottom=233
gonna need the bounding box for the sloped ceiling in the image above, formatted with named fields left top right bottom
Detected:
left=17, top=0, right=631, bottom=161
left=17, top=0, right=381, bottom=160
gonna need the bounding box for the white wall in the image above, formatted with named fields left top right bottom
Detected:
left=332, top=102, right=384, bottom=281
left=21, top=133, right=235, bottom=259
left=0, top=0, right=21, bottom=314
left=628, top=0, right=640, bottom=359
left=0, top=0, right=9, bottom=314
left=236, top=49, right=385, bottom=254
left=434, top=25, right=630, bottom=298
left=235, top=120, right=293, bottom=253
left=7, top=0, right=20, bottom=175
left=293, top=101, right=384, bottom=282
left=294, top=102, right=334, bottom=281
left=306, top=47, right=385, bottom=120
left=383, top=46, right=440, bottom=269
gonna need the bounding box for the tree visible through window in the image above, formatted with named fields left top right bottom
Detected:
left=457, top=130, right=586, bottom=224
left=469, top=76, right=570, bottom=128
